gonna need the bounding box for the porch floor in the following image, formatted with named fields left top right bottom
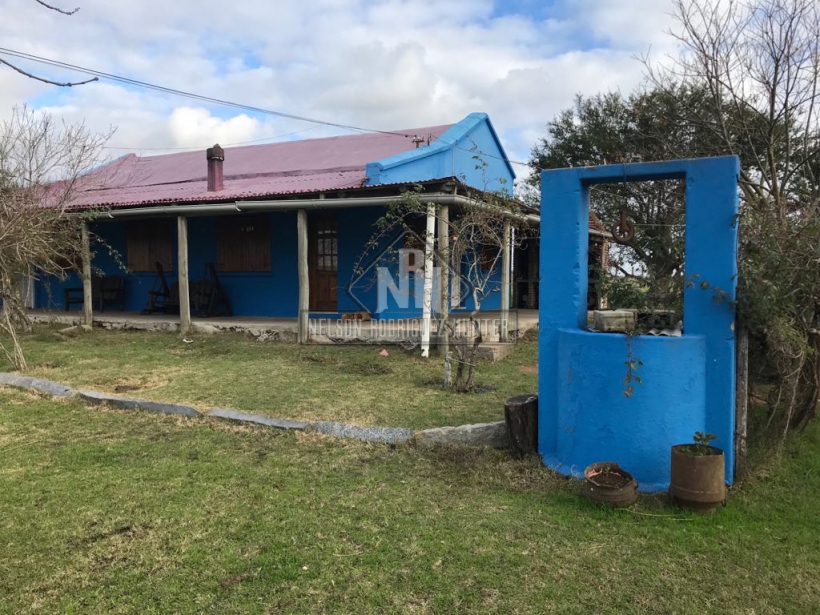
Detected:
left=28, top=309, right=539, bottom=347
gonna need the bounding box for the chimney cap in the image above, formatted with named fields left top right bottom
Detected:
left=206, top=144, right=224, bottom=161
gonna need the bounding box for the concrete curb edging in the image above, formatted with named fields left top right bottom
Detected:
left=207, top=407, right=309, bottom=430
left=414, top=421, right=510, bottom=449
left=78, top=390, right=201, bottom=418
left=0, top=372, right=511, bottom=449
left=313, top=421, right=414, bottom=444
left=0, top=373, right=76, bottom=398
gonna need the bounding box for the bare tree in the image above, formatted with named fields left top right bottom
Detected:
left=0, top=1, right=97, bottom=87
left=647, top=0, right=820, bottom=212
left=646, top=0, right=820, bottom=434
left=357, top=185, right=526, bottom=392
left=0, top=105, right=112, bottom=369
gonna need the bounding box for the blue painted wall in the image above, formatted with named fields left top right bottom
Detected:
left=365, top=113, right=515, bottom=194
left=37, top=214, right=299, bottom=317
left=36, top=206, right=502, bottom=318
left=538, top=156, right=740, bottom=492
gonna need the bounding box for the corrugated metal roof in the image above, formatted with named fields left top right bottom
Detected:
left=69, top=123, right=453, bottom=210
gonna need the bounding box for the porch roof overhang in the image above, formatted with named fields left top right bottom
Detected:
left=82, top=192, right=611, bottom=239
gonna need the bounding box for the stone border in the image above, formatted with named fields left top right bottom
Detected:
left=0, top=372, right=509, bottom=449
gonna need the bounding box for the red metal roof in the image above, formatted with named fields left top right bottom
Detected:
left=69, top=123, right=453, bottom=210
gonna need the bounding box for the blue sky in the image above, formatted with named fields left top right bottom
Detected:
left=0, top=0, right=679, bottom=177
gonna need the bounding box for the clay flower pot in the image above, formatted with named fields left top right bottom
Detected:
left=670, top=445, right=726, bottom=514
left=583, top=462, right=638, bottom=507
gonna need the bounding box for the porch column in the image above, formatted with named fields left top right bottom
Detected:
left=177, top=216, right=191, bottom=335
left=437, top=204, right=449, bottom=357
left=297, top=208, right=309, bottom=344
left=80, top=220, right=93, bottom=327
left=421, top=203, right=436, bottom=358
left=500, top=218, right=511, bottom=342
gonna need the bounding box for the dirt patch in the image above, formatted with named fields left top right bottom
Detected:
left=114, top=385, right=141, bottom=393
left=349, top=362, right=393, bottom=376
left=418, top=378, right=497, bottom=394
left=520, top=365, right=538, bottom=375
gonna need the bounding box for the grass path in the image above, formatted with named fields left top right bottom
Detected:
left=1, top=327, right=539, bottom=429
left=0, top=389, right=819, bottom=613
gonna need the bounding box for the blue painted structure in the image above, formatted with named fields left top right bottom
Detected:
left=365, top=113, right=515, bottom=194
left=538, top=156, right=740, bottom=492
left=35, top=113, right=513, bottom=318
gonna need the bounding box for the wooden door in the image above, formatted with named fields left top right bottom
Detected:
left=309, top=214, right=338, bottom=311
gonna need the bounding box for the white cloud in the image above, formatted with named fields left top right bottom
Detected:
left=0, top=0, right=680, bottom=172
left=168, top=107, right=259, bottom=148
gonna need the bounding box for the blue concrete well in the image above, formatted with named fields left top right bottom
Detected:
left=538, top=156, right=740, bottom=492
left=551, top=330, right=706, bottom=491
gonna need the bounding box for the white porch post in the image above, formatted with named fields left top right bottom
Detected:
left=177, top=216, right=191, bottom=335
left=437, top=204, right=449, bottom=357
left=500, top=218, right=511, bottom=342
left=297, top=208, right=310, bottom=344
left=421, top=203, right=436, bottom=357
left=81, top=220, right=93, bottom=327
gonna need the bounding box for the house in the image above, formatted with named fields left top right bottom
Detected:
left=34, top=111, right=605, bottom=343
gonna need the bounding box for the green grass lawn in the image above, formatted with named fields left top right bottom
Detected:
left=0, top=389, right=818, bottom=614
left=0, top=327, right=539, bottom=429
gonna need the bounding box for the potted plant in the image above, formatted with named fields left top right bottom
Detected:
left=583, top=462, right=638, bottom=507
left=670, top=432, right=726, bottom=514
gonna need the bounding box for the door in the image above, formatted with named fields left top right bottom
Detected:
left=309, top=214, right=338, bottom=311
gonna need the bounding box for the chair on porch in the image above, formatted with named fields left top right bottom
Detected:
left=63, top=274, right=125, bottom=312
left=141, top=262, right=179, bottom=315
left=190, top=263, right=232, bottom=317
left=93, top=275, right=126, bottom=312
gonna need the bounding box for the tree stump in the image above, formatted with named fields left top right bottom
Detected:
left=504, top=394, right=538, bottom=458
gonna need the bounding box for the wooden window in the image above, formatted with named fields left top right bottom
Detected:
left=216, top=214, right=271, bottom=272
left=127, top=220, right=174, bottom=273
left=480, top=244, right=499, bottom=270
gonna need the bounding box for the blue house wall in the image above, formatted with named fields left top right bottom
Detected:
left=37, top=205, right=502, bottom=318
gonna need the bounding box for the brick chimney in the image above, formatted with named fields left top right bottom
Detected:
left=206, top=144, right=224, bottom=191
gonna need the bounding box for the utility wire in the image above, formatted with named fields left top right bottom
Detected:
left=0, top=47, right=535, bottom=168
left=102, top=125, right=323, bottom=152
left=0, top=47, right=416, bottom=138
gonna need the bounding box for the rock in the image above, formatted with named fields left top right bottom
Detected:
left=415, top=421, right=510, bottom=449
left=207, top=408, right=309, bottom=430
left=312, top=421, right=414, bottom=444
left=0, top=373, right=75, bottom=397
left=78, top=390, right=201, bottom=417
left=0, top=373, right=34, bottom=389
left=28, top=377, right=76, bottom=398
left=192, top=324, right=219, bottom=335
left=58, top=324, right=93, bottom=335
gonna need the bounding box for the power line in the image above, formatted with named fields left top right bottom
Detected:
left=0, top=47, right=535, bottom=168
left=0, top=47, right=416, bottom=139
left=102, top=125, right=323, bottom=152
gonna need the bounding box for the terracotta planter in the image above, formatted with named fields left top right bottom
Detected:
left=670, top=445, right=726, bottom=514
left=583, top=462, right=638, bottom=507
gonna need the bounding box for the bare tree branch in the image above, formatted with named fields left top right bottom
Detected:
left=33, top=0, right=79, bottom=15
left=0, top=58, right=97, bottom=87
left=0, top=1, right=90, bottom=86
